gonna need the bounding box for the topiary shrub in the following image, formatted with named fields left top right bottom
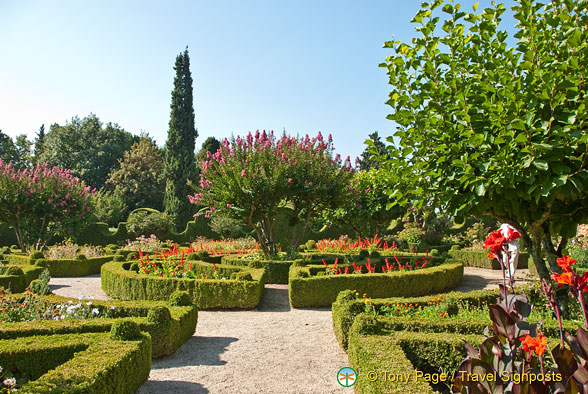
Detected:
left=185, top=253, right=198, bottom=260
left=76, top=253, right=87, bottom=260
left=168, top=290, right=193, bottom=307
left=292, top=259, right=305, bottom=267
left=28, top=251, right=44, bottom=264
left=430, top=249, right=439, bottom=256
left=450, top=244, right=461, bottom=251
left=230, top=272, right=253, bottom=281
left=29, top=279, right=51, bottom=296
left=358, top=250, right=369, bottom=260
left=110, top=320, right=142, bottom=341
left=0, top=246, right=9, bottom=254
left=129, top=263, right=139, bottom=272
left=210, top=215, right=244, bottom=239
left=113, top=254, right=126, bottom=262
left=305, top=240, right=316, bottom=250
left=126, top=253, right=136, bottom=261
left=147, top=306, right=172, bottom=326
left=2, top=266, right=24, bottom=276
left=126, top=209, right=172, bottom=239
left=369, top=251, right=381, bottom=259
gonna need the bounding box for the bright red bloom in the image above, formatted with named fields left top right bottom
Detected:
left=552, top=272, right=573, bottom=286
left=483, top=231, right=506, bottom=259
left=521, top=334, right=547, bottom=357
left=556, top=254, right=577, bottom=273
left=504, top=227, right=521, bottom=242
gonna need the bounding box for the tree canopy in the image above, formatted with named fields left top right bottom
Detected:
left=378, top=0, right=588, bottom=279
left=39, top=114, right=137, bottom=189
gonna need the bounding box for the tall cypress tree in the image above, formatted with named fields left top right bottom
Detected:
left=33, top=124, right=45, bottom=162
left=164, top=48, right=197, bottom=230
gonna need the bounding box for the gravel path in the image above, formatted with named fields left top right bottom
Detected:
left=47, top=267, right=536, bottom=393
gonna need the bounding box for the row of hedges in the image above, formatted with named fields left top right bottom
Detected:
left=0, top=264, right=45, bottom=293
left=346, top=307, right=568, bottom=393
left=221, top=255, right=304, bottom=284
left=289, top=261, right=464, bottom=308
left=332, top=288, right=499, bottom=350
left=101, top=260, right=266, bottom=309
left=448, top=249, right=530, bottom=270
left=0, top=331, right=151, bottom=394
left=1, top=252, right=114, bottom=277
left=0, top=293, right=198, bottom=358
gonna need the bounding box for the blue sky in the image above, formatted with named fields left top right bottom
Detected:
left=0, top=0, right=517, bottom=160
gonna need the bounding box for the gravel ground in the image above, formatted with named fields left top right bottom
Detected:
left=47, top=267, right=534, bottom=393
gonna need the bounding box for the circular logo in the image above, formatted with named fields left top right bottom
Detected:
left=337, top=367, right=357, bottom=387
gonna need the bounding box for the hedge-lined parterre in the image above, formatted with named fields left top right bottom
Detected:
left=0, top=264, right=45, bottom=293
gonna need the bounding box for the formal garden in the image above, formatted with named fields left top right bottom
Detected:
left=1, top=0, right=587, bottom=393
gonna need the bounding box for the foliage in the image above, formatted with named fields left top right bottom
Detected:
left=378, top=0, right=588, bottom=281
left=0, top=160, right=94, bottom=250
left=190, top=131, right=354, bottom=257
left=209, top=215, right=244, bottom=239
left=39, top=114, right=137, bottom=189
left=126, top=209, right=173, bottom=240
left=107, top=135, right=165, bottom=212
left=312, top=234, right=398, bottom=254
left=164, top=48, right=198, bottom=230
left=195, top=136, right=221, bottom=168
left=190, top=237, right=259, bottom=255
left=396, top=222, right=425, bottom=248
left=33, top=124, right=46, bottom=163
left=358, top=131, right=388, bottom=171
left=0, top=131, right=32, bottom=170
left=29, top=268, right=51, bottom=296
left=323, top=168, right=405, bottom=237
left=90, top=189, right=129, bottom=227
left=110, top=320, right=142, bottom=341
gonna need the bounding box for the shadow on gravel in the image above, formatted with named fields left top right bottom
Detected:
left=49, top=284, right=70, bottom=291
left=137, top=380, right=209, bottom=394
left=152, top=336, right=238, bottom=368
left=255, top=285, right=291, bottom=312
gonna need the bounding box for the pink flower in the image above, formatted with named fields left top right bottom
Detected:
left=241, top=170, right=246, bottom=177
left=226, top=203, right=232, bottom=208
left=287, top=178, right=292, bottom=183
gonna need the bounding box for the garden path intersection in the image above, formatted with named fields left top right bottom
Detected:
left=48, top=267, right=530, bottom=393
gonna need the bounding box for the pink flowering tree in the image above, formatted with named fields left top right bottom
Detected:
left=189, top=131, right=354, bottom=258
left=0, top=160, right=95, bottom=250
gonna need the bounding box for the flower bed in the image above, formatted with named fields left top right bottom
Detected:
left=288, top=258, right=463, bottom=308
left=0, top=290, right=197, bottom=393
left=101, top=260, right=266, bottom=309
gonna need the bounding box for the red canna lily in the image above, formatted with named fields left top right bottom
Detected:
left=521, top=334, right=547, bottom=357
left=483, top=231, right=506, bottom=259
left=552, top=272, right=573, bottom=286
left=556, top=254, right=577, bottom=273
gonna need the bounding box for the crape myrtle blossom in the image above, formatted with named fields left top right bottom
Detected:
left=189, top=131, right=354, bottom=257
left=0, top=160, right=95, bottom=250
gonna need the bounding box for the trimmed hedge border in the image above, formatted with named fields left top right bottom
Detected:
left=289, top=261, right=463, bottom=308
left=347, top=313, right=565, bottom=394
left=0, top=265, right=45, bottom=293
left=221, top=255, right=305, bottom=284
left=448, top=249, right=530, bottom=270
left=35, top=256, right=114, bottom=277
left=101, top=260, right=266, bottom=309
left=0, top=293, right=198, bottom=358
left=332, top=288, right=499, bottom=350
left=0, top=332, right=151, bottom=394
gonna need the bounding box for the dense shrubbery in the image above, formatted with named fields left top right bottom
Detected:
left=0, top=161, right=95, bottom=250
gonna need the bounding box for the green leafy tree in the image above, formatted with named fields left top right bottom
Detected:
left=107, top=135, right=165, bottom=212
left=359, top=131, right=387, bottom=170
left=322, top=168, right=405, bottom=236
left=189, top=131, right=354, bottom=257
left=39, top=114, right=137, bottom=189
left=33, top=124, right=46, bottom=162
left=164, top=48, right=198, bottom=230
left=378, top=0, right=588, bottom=280
left=0, top=132, right=32, bottom=170
left=90, top=190, right=129, bottom=227
left=0, top=130, right=19, bottom=166
left=0, top=160, right=95, bottom=250
left=196, top=136, right=221, bottom=165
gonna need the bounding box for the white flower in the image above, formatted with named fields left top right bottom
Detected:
left=85, top=301, right=92, bottom=306
left=91, top=308, right=99, bottom=315
left=60, top=315, right=65, bottom=320
left=78, top=294, right=85, bottom=300
left=0, top=365, right=3, bottom=373
left=110, top=306, right=115, bottom=310
left=67, top=300, right=73, bottom=304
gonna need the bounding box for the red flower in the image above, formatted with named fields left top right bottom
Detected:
left=504, top=227, right=521, bottom=242
left=552, top=272, right=573, bottom=286
left=483, top=231, right=506, bottom=259
left=521, top=334, right=547, bottom=357
left=556, top=254, right=577, bottom=273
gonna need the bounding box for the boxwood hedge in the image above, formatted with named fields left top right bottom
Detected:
left=448, top=249, right=530, bottom=270
left=289, top=261, right=464, bottom=308
left=101, top=260, right=266, bottom=309
left=0, top=264, right=45, bottom=293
